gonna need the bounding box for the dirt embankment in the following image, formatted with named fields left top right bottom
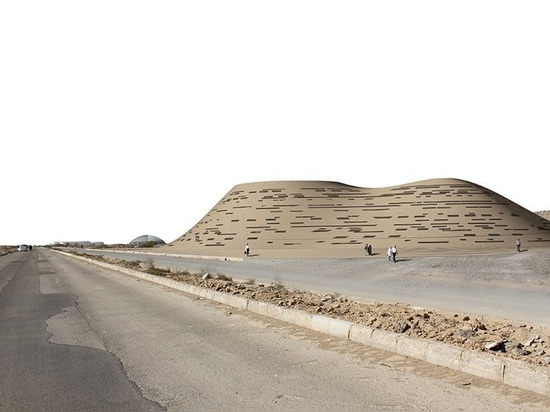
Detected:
left=75, top=251, right=550, bottom=368
left=0, top=246, right=18, bottom=256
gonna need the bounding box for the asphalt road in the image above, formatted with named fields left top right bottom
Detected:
left=0, top=250, right=161, bottom=411
left=83, top=248, right=550, bottom=327
left=1, top=249, right=549, bottom=411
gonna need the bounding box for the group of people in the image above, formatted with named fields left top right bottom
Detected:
left=366, top=238, right=521, bottom=262
left=363, top=243, right=373, bottom=255
left=243, top=238, right=522, bottom=260
left=364, top=243, right=398, bottom=263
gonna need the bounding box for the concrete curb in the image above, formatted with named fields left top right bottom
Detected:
left=58, top=250, right=550, bottom=397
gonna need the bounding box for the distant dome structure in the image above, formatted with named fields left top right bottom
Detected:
left=129, top=234, right=165, bottom=246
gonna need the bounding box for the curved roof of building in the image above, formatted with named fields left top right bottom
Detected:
left=160, top=178, right=550, bottom=258
left=130, top=234, right=165, bottom=245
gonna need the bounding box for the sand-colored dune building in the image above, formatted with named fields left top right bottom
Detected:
left=161, top=178, right=550, bottom=258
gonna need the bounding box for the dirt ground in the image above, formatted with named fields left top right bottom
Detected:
left=76, top=251, right=550, bottom=369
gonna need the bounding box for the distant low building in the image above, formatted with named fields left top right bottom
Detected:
left=129, top=235, right=165, bottom=247
left=53, top=241, right=104, bottom=248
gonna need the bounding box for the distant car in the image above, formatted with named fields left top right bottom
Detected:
left=17, top=245, right=28, bottom=252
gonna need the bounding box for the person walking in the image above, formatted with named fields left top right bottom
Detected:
left=244, top=243, right=250, bottom=256
left=516, top=238, right=521, bottom=252
left=364, top=243, right=369, bottom=256
left=387, top=246, right=393, bottom=263
left=391, top=244, right=397, bottom=263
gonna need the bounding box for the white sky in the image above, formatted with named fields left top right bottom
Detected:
left=1, top=2, right=548, bottom=246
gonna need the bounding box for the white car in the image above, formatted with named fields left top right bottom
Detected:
left=17, top=245, right=28, bottom=252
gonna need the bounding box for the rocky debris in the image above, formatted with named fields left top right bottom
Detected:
left=484, top=340, right=533, bottom=357
left=393, top=321, right=410, bottom=334
left=524, top=335, right=541, bottom=347
left=167, top=273, right=550, bottom=366
left=485, top=341, right=504, bottom=351
left=77, top=252, right=550, bottom=367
